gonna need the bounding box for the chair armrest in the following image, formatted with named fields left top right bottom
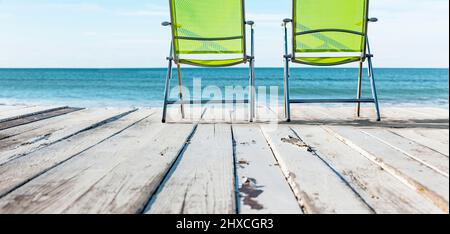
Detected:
left=161, top=21, right=171, bottom=26
left=368, top=18, right=378, bottom=23
left=245, top=21, right=255, bottom=26
left=282, top=18, right=292, bottom=27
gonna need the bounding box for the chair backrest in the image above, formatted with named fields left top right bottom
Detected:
left=293, top=0, right=369, bottom=55
left=169, top=0, right=246, bottom=58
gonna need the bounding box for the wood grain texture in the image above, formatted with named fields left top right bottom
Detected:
left=361, top=129, right=449, bottom=177
left=0, top=108, right=90, bottom=140
left=147, top=124, right=235, bottom=214
left=261, top=125, right=373, bottom=214
left=165, top=106, right=207, bottom=123
left=0, top=109, right=155, bottom=198
left=326, top=126, right=449, bottom=213
left=391, top=129, right=449, bottom=157
left=0, top=111, right=166, bottom=214
left=62, top=123, right=195, bottom=214
left=0, top=107, right=80, bottom=131
left=0, top=105, right=446, bottom=214
left=233, top=125, right=302, bottom=214
left=291, top=125, right=443, bottom=214
left=0, top=108, right=130, bottom=165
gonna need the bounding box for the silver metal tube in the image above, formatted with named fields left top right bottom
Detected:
left=251, top=26, right=256, bottom=120
left=176, top=64, right=186, bottom=119
left=167, top=99, right=250, bottom=105
left=368, top=57, right=381, bottom=121
left=248, top=61, right=253, bottom=122
left=290, top=98, right=375, bottom=104
left=162, top=42, right=174, bottom=123
left=356, top=61, right=363, bottom=117
left=162, top=60, right=173, bottom=123
left=283, top=24, right=291, bottom=122
left=366, top=39, right=381, bottom=121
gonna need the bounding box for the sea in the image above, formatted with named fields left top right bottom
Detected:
left=0, top=68, right=448, bottom=108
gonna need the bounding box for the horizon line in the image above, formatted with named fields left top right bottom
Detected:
left=0, top=67, right=449, bottom=70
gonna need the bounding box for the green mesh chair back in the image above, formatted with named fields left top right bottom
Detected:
left=292, top=0, right=369, bottom=66
left=169, top=0, right=246, bottom=67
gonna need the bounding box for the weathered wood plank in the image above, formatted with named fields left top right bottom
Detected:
left=147, top=124, right=235, bottom=214
left=308, top=106, right=447, bottom=130
left=325, top=126, right=449, bottom=213
left=0, top=107, right=80, bottom=131
left=0, top=106, right=56, bottom=120
left=0, top=112, right=171, bottom=214
left=417, top=129, right=450, bottom=142
left=0, top=108, right=132, bottom=165
left=0, top=109, right=155, bottom=198
left=391, top=129, right=449, bottom=157
left=291, top=125, right=443, bottom=214
left=61, top=123, right=195, bottom=214
left=0, top=108, right=91, bottom=140
left=166, top=106, right=206, bottom=123
left=233, top=125, right=302, bottom=214
left=303, top=106, right=449, bottom=155
left=256, top=105, right=281, bottom=123
left=261, top=125, right=372, bottom=214
left=361, top=129, right=449, bottom=177
left=202, top=104, right=231, bottom=123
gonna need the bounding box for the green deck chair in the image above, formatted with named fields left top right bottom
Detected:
left=282, top=0, right=381, bottom=121
left=162, top=0, right=256, bottom=123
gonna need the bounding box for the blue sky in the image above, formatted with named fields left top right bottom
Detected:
left=0, top=0, right=448, bottom=68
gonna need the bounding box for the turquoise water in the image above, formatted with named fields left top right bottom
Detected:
left=0, top=68, right=448, bottom=107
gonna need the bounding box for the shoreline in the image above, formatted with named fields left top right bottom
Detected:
left=1, top=99, right=449, bottom=110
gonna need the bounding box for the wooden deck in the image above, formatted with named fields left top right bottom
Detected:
left=0, top=104, right=448, bottom=214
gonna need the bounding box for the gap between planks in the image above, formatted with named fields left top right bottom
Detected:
left=306, top=107, right=449, bottom=212
left=0, top=108, right=136, bottom=165
left=0, top=110, right=195, bottom=214
left=324, top=126, right=449, bottom=213
left=146, top=124, right=235, bottom=214
left=0, top=109, right=155, bottom=199
left=0, top=106, right=80, bottom=131
left=261, top=125, right=374, bottom=214
left=290, top=125, right=443, bottom=214
left=232, top=124, right=303, bottom=214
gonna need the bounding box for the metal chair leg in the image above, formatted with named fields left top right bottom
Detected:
left=283, top=21, right=292, bottom=122
left=176, top=64, right=186, bottom=119
left=368, top=57, right=381, bottom=121
left=248, top=60, right=254, bottom=122
left=284, top=57, right=291, bottom=122
left=251, top=60, right=256, bottom=120
left=248, top=24, right=256, bottom=123
left=356, top=61, right=363, bottom=117
left=162, top=60, right=173, bottom=123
